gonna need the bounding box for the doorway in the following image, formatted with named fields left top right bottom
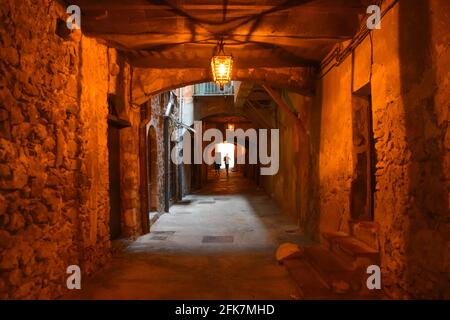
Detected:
left=107, top=95, right=130, bottom=240
left=108, top=124, right=121, bottom=239
left=350, top=85, right=376, bottom=221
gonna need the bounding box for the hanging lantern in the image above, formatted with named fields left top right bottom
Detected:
left=211, top=41, right=233, bottom=90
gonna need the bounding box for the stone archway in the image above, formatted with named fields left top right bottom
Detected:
left=147, top=126, right=158, bottom=213
left=131, top=67, right=316, bottom=106
left=140, top=122, right=159, bottom=234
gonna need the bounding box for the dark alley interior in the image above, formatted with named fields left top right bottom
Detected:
left=0, top=0, right=449, bottom=301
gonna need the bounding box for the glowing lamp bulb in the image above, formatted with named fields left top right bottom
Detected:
left=219, top=64, right=226, bottom=76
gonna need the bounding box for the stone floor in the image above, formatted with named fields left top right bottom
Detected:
left=63, top=170, right=311, bottom=300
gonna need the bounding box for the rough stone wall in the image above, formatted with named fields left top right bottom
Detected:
left=120, top=84, right=184, bottom=234
left=118, top=60, right=142, bottom=236
left=285, top=92, right=317, bottom=238
left=370, top=0, right=449, bottom=299
left=0, top=0, right=114, bottom=299
left=120, top=90, right=170, bottom=235
left=260, top=92, right=314, bottom=230
left=260, top=99, right=300, bottom=223
left=316, top=0, right=449, bottom=298
left=147, top=94, right=167, bottom=213
left=317, top=56, right=354, bottom=235
left=120, top=109, right=142, bottom=235
left=77, top=36, right=111, bottom=275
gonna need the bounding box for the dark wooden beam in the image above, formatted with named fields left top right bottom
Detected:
left=246, top=100, right=275, bottom=129
left=234, top=81, right=255, bottom=109
left=262, top=84, right=308, bottom=133
left=73, top=0, right=365, bottom=72
left=73, top=0, right=367, bottom=13
left=128, top=53, right=320, bottom=69
left=132, top=67, right=315, bottom=105
left=80, top=8, right=361, bottom=39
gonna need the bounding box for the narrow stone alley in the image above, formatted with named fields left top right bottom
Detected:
left=1, top=0, right=449, bottom=302
left=64, top=171, right=307, bottom=299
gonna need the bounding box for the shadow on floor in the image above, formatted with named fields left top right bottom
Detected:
left=63, top=171, right=310, bottom=300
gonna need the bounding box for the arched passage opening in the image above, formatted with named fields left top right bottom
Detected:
left=2, top=0, right=448, bottom=302
left=215, top=142, right=235, bottom=169
left=147, top=126, right=158, bottom=213
left=134, top=80, right=309, bottom=250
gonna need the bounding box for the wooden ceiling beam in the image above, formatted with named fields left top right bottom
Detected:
left=245, top=101, right=276, bottom=129
left=262, top=84, right=308, bottom=132
left=81, top=9, right=360, bottom=38
left=127, top=52, right=319, bottom=69
left=90, top=33, right=350, bottom=48
left=74, top=0, right=367, bottom=73
left=234, top=82, right=255, bottom=109
left=132, top=67, right=315, bottom=105
left=247, top=91, right=272, bottom=101
left=72, top=0, right=367, bottom=12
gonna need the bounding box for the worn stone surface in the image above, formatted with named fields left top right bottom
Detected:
left=132, top=67, right=315, bottom=105
left=0, top=0, right=115, bottom=299
left=310, top=0, right=450, bottom=299
left=63, top=172, right=306, bottom=300
left=260, top=91, right=314, bottom=237
left=125, top=92, right=168, bottom=236
left=0, top=0, right=448, bottom=301
left=261, top=0, right=449, bottom=300
left=370, top=0, right=450, bottom=299
left=147, top=94, right=169, bottom=214
left=317, top=56, right=354, bottom=236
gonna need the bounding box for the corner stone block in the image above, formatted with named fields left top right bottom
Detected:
left=124, top=208, right=137, bottom=228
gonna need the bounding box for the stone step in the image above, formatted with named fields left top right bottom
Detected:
left=329, top=235, right=379, bottom=270
left=283, top=245, right=385, bottom=299
left=303, top=246, right=361, bottom=293
left=322, top=231, right=348, bottom=250
left=149, top=212, right=161, bottom=225
left=350, top=221, right=379, bottom=251
left=283, top=257, right=333, bottom=299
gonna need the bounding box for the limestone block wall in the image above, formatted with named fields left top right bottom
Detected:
left=285, top=93, right=318, bottom=239
left=260, top=92, right=316, bottom=237
left=121, top=84, right=184, bottom=234
left=0, top=0, right=116, bottom=299
left=261, top=99, right=300, bottom=223
left=147, top=94, right=167, bottom=213
left=316, top=0, right=449, bottom=298
left=119, top=86, right=141, bottom=236
left=317, top=56, right=354, bottom=236
left=77, top=36, right=111, bottom=275
left=371, top=0, right=449, bottom=299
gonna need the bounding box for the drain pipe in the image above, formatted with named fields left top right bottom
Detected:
left=177, top=123, right=183, bottom=201
left=163, top=92, right=174, bottom=213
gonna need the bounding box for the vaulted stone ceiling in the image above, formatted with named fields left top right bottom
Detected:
left=70, top=0, right=370, bottom=69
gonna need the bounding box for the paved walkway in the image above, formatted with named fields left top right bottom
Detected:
left=64, top=171, right=310, bottom=299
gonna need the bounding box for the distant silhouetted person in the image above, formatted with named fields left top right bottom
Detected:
left=214, top=157, right=221, bottom=176
left=224, top=154, right=230, bottom=177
